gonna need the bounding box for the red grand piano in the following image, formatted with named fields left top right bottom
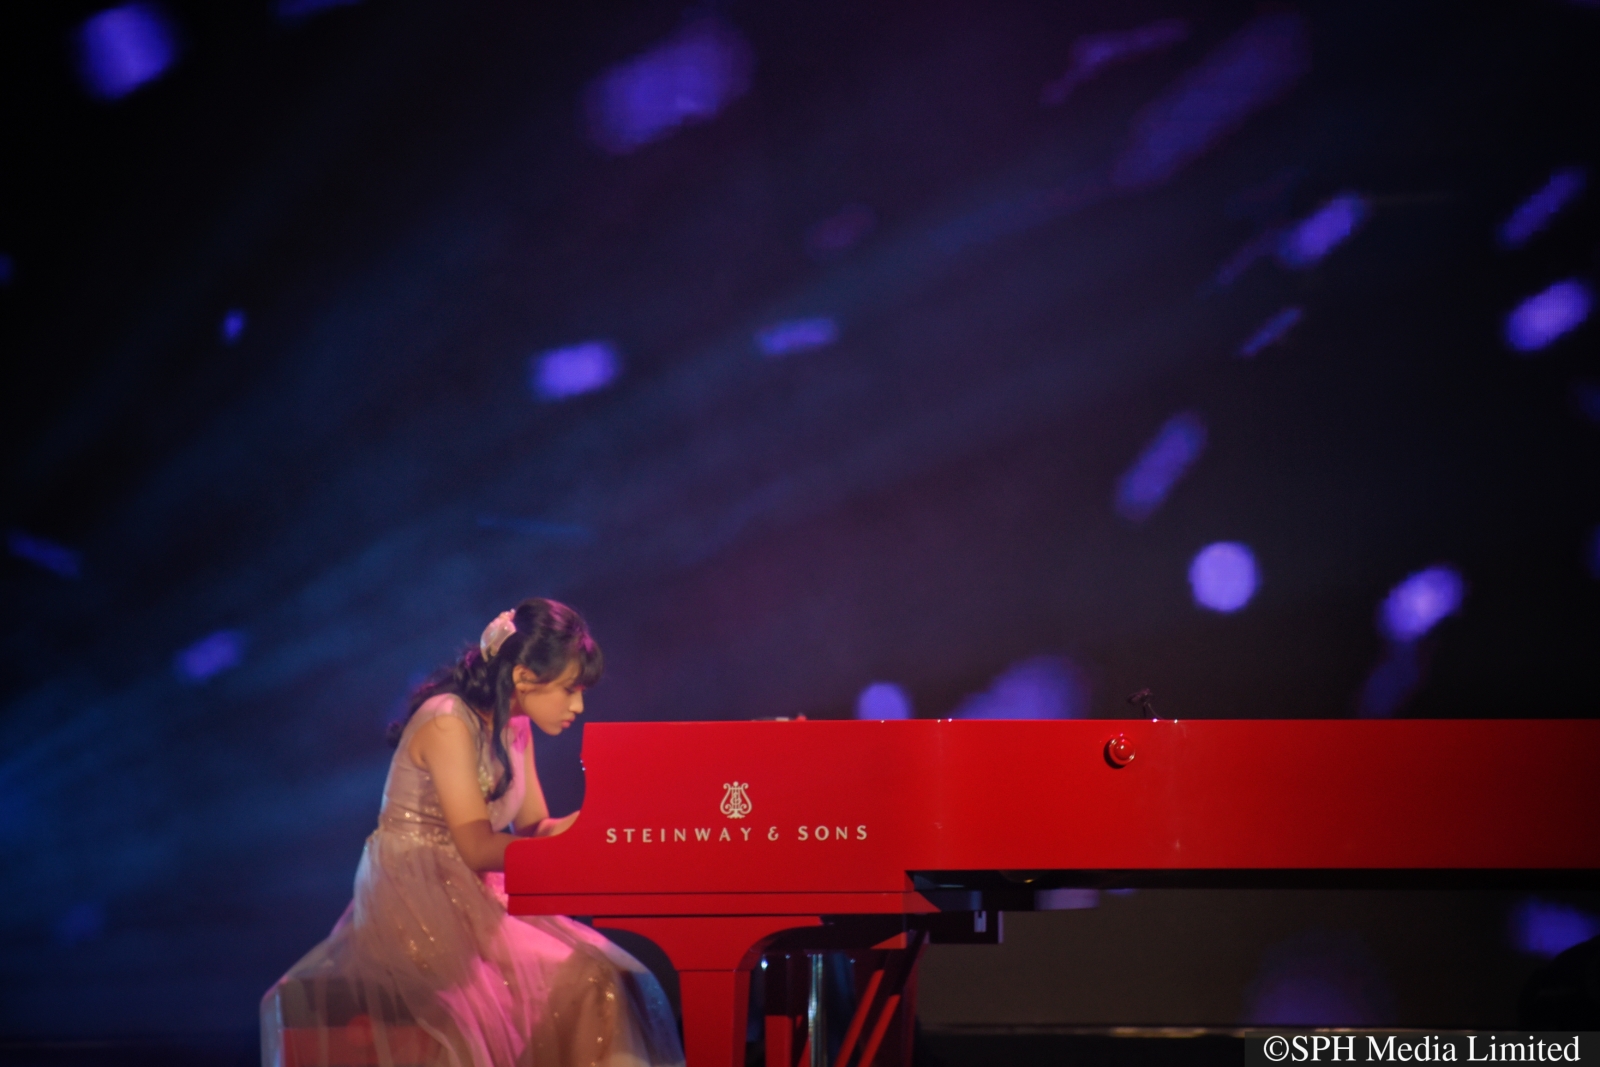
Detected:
left=505, top=719, right=1600, bottom=1067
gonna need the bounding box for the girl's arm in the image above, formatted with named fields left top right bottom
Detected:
left=412, top=712, right=517, bottom=872
left=512, top=735, right=579, bottom=838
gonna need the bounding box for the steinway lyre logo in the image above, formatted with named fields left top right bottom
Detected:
left=720, top=781, right=752, bottom=820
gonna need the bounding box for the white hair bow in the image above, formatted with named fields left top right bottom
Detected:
left=479, top=610, right=517, bottom=659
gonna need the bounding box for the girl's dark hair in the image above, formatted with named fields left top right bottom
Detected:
left=390, top=597, right=602, bottom=802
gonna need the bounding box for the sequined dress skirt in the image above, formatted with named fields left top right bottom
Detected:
left=260, top=813, right=683, bottom=1067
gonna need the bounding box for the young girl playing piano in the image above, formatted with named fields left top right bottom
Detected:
left=261, top=598, right=683, bottom=1067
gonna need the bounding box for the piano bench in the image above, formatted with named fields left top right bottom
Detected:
left=275, top=978, right=434, bottom=1067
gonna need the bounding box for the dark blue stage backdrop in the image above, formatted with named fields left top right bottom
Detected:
left=1, top=0, right=1597, bottom=1043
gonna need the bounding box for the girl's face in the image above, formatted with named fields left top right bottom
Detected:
left=511, top=661, right=585, bottom=736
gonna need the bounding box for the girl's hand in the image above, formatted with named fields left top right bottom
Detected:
left=519, top=811, right=579, bottom=838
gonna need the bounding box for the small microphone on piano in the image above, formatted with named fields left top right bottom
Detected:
left=1127, top=688, right=1155, bottom=717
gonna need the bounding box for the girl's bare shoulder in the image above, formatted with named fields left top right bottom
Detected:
left=407, top=694, right=477, bottom=760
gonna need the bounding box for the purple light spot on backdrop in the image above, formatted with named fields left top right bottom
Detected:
left=805, top=204, right=876, bottom=259
left=1588, top=525, right=1600, bottom=580
left=1238, top=305, right=1303, bottom=358
left=1510, top=898, right=1600, bottom=958
left=755, top=317, right=838, bottom=358
left=76, top=4, right=178, bottom=101
left=175, top=629, right=246, bottom=683
left=1115, top=412, right=1207, bottom=522
left=275, top=0, right=362, bottom=21
left=1380, top=565, right=1464, bottom=643
left=1356, top=642, right=1423, bottom=718
left=7, top=530, right=82, bottom=579
left=855, top=682, right=912, bottom=720
left=584, top=20, right=753, bottom=155
left=954, top=656, right=1088, bottom=720
left=530, top=341, right=620, bottom=401
left=1243, top=931, right=1395, bottom=1026
left=1189, top=542, right=1259, bottom=613
left=220, top=308, right=247, bottom=345
left=1276, top=194, right=1367, bottom=268
left=1041, top=19, right=1189, bottom=106
left=1510, top=902, right=1600, bottom=959
left=1505, top=280, right=1592, bottom=353
left=1037, top=889, right=1101, bottom=910
left=0, top=252, right=14, bottom=286
left=1500, top=167, right=1587, bottom=249
left=1111, top=12, right=1310, bottom=191
left=55, top=902, right=107, bottom=947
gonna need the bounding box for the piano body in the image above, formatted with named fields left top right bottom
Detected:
left=505, top=719, right=1600, bottom=1067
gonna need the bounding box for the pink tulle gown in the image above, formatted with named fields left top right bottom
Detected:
left=261, top=697, right=684, bottom=1067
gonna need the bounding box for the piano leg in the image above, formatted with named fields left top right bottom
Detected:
left=764, top=954, right=807, bottom=1067
left=679, top=970, right=751, bottom=1067
left=839, top=934, right=925, bottom=1067
left=595, top=915, right=822, bottom=1067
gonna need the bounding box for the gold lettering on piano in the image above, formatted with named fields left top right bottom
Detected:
left=796, top=825, right=870, bottom=841
left=601, top=824, right=871, bottom=844
left=602, top=782, right=875, bottom=846
left=720, top=781, right=753, bottom=820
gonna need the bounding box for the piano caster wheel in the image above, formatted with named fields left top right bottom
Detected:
left=1104, top=734, right=1135, bottom=768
